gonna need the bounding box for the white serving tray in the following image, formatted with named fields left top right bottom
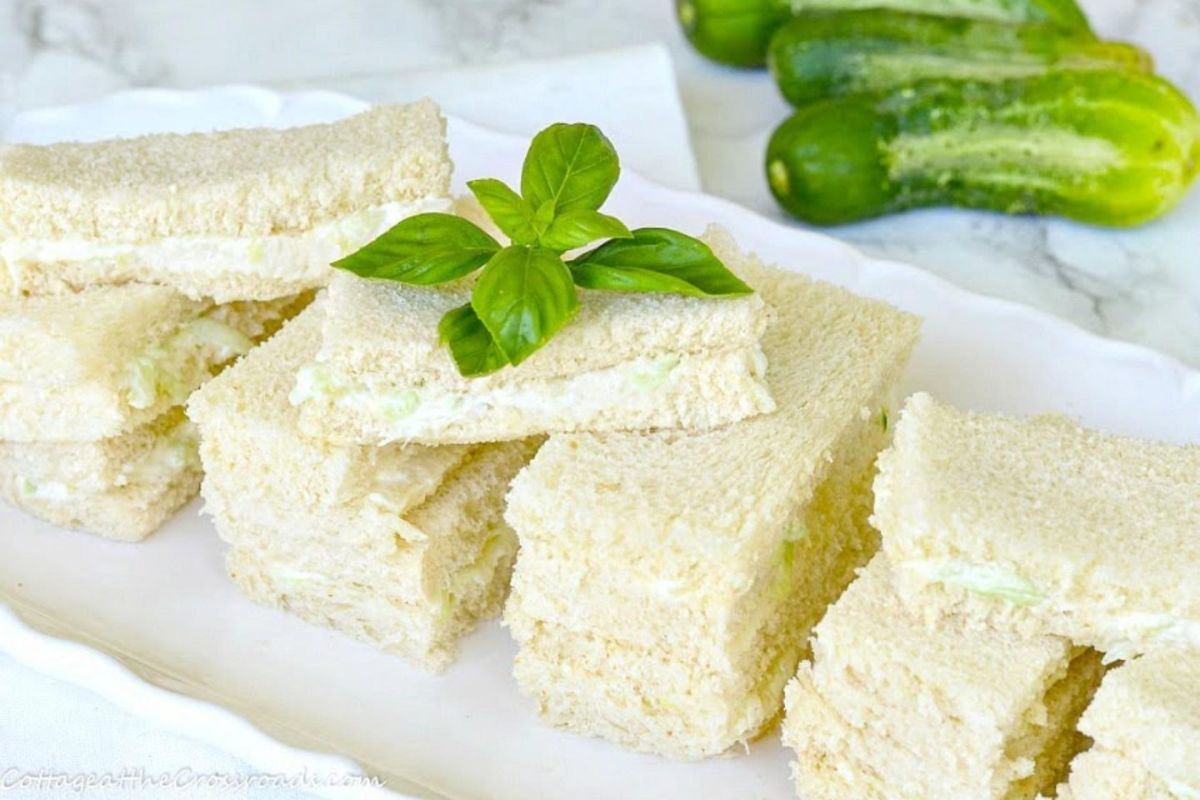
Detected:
left=2, top=87, right=1198, bottom=800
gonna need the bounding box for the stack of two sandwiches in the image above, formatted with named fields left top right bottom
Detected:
left=782, top=393, right=1200, bottom=799
left=0, top=102, right=451, bottom=541
left=188, top=226, right=791, bottom=671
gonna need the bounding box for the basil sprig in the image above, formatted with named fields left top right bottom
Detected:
left=333, top=122, right=753, bottom=377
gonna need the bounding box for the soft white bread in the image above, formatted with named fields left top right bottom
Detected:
left=503, top=229, right=921, bottom=758
left=190, top=302, right=537, bottom=671
left=783, top=557, right=1104, bottom=800
left=0, top=409, right=201, bottom=542
left=1055, top=750, right=1181, bottom=800
left=292, top=231, right=776, bottom=445
left=0, top=285, right=307, bottom=442
left=190, top=301, right=468, bottom=521
left=0, top=102, right=451, bottom=301
left=1057, top=649, right=1200, bottom=800
left=875, top=393, right=1200, bottom=660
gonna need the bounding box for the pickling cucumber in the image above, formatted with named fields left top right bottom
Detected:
left=769, top=10, right=1152, bottom=106
left=790, top=0, right=1091, bottom=31
left=676, top=0, right=793, bottom=68
left=765, top=70, right=1200, bottom=227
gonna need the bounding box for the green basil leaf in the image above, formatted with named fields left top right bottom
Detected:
left=521, top=123, right=621, bottom=216
left=539, top=209, right=632, bottom=253
left=332, top=213, right=499, bottom=284
left=569, top=228, right=753, bottom=297
left=532, top=199, right=557, bottom=236
left=438, top=303, right=510, bottom=377
left=471, top=246, right=579, bottom=366
left=466, top=179, right=538, bottom=245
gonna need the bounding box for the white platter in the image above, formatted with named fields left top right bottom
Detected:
left=2, top=86, right=1199, bottom=800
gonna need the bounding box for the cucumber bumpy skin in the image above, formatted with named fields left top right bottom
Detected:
left=769, top=10, right=1152, bottom=107
left=765, top=71, right=1200, bottom=227
left=676, top=0, right=793, bottom=68
left=790, top=0, right=1091, bottom=31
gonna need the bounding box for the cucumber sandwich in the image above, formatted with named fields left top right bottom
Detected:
left=189, top=303, right=537, bottom=671
left=502, top=227, right=920, bottom=758
left=876, top=393, right=1200, bottom=661
left=0, top=102, right=451, bottom=302
left=288, top=267, right=775, bottom=446
left=784, top=557, right=1105, bottom=800
left=0, top=286, right=306, bottom=540
left=1056, top=648, right=1200, bottom=800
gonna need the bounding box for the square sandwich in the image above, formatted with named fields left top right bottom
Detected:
left=783, top=556, right=1104, bottom=800
left=0, top=101, right=451, bottom=302
left=502, top=228, right=921, bottom=759
left=189, top=302, right=537, bottom=671
left=875, top=392, right=1200, bottom=660
left=0, top=286, right=305, bottom=541
left=288, top=266, right=776, bottom=446
left=1056, top=648, right=1200, bottom=800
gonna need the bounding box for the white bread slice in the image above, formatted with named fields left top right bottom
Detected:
left=292, top=233, right=776, bottom=446
left=0, top=102, right=451, bottom=302
left=875, top=393, right=1200, bottom=660
left=783, top=557, right=1104, bottom=800
left=1055, top=750, right=1181, bottom=800
left=0, top=286, right=308, bottom=442
left=189, top=302, right=537, bottom=671
left=1057, top=649, right=1200, bottom=800
left=0, top=408, right=201, bottom=542
left=503, top=229, right=921, bottom=758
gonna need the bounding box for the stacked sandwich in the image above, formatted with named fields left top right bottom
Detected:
left=191, top=225, right=790, bottom=670
left=504, top=227, right=921, bottom=757
left=0, top=101, right=451, bottom=541
left=782, top=392, right=1200, bottom=799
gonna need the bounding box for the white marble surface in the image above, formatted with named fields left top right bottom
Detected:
left=1, top=0, right=1199, bottom=367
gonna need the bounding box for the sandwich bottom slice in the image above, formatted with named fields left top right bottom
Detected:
left=0, top=293, right=310, bottom=541
left=783, top=557, right=1105, bottom=800
left=190, top=303, right=537, bottom=671
left=0, top=408, right=201, bottom=542
left=1055, top=648, right=1200, bottom=800
left=503, top=232, right=921, bottom=759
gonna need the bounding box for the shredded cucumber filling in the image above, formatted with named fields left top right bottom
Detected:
left=0, top=200, right=448, bottom=280
left=126, top=316, right=253, bottom=410
left=908, top=558, right=1046, bottom=607
left=432, top=534, right=515, bottom=623
left=16, top=476, right=71, bottom=502
left=290, top=348, right=767, bottom=436
left=116, top=423, right=200, bottom=488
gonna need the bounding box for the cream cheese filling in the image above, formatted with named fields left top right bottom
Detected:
left=125, top=316, right=254, bottom=410
left=897, top=557, right=1200, bottom=656
left=290, top=347, right=770, bottom=439
left=1, top=198, right=450, bottom=282
left=15, top=421, right=199, bottom=503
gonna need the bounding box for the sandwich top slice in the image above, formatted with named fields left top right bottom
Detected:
left=0, top=102, right=451, bottom=302
left=876, top=392, right=1200, bottom=660
left=290, top=263, right=776, bottom=446
left=784, top=556, right=1104, bottom=800
left=0, top=285, right=308, bottom=442
left=1056, top=648, right=1200, bottom=800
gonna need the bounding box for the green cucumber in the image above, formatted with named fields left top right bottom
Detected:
left=790, top=0, right=1091, bottom=31
left=769, top=10, right=1152, bottom=106
left=765, top=70, right=1200, bottom=227
left=676, top=0, right=793, bottom=68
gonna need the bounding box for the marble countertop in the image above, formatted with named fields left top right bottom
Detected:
left=1, top=0, right=1197, bottom=371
